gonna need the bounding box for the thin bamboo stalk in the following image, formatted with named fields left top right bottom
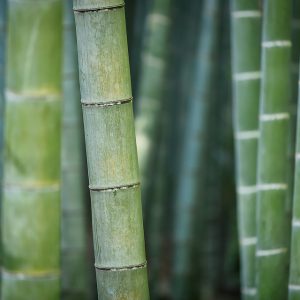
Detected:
left=134, top=0, right=172, bottom=218
left=171, top=0, right=221, bottom=298
left=288, top=3, right=300, bottom=297
left=73, top=0, right=149, bottom=298
left=1, top=0, right=62, bottom=299
left=230, top=0, right=261, bottom=299
left=61, top=0, right=90, bottom=299
left=256, top=0, right=292, bottom=299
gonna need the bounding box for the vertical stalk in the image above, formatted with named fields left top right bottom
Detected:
left=289, top=61, right=300, bottom=300
left=171, top=0, right=220, bottom=298
left=257, top=0, right=292, bottom=299
left=230, top=0, right=261, bottom=299
left=61, top=1, right=90, bottom=299
left=73, top=0, right=150, bottom=298
left=1, top=0, right=62, bottom=299
left=134, top=0, right=172, bottom=218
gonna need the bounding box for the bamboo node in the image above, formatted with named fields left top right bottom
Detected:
left=73, top=3, right=125, bottom=13
left=240, top=237, right=257, bottom=246
left=94, top=261, right=147, bottom=271
left=233, top=71, right=261, bottom=81
left=289, top=285, right=300, bottom=291
left=260, top=113, right=290, bottom=121
left=242, top=288, right=257, bottom=296
left=232, top=10, right=262, bottom=18
left=262, top=40, right=292, bottom=48
left=81, top=97, right=132, bottom=107
left=257, top=183, right=288, bottom=191
left=235, top=130, right=260, bottom=140
left=256, top=248, right=288, bottom=257
left=89, top=182, right=140, bottom=192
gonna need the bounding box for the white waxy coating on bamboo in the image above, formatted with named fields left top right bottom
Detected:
left=262, top=40, right=292, bottom=48
left=256, top=248, right=288, bottom=256
left=240, top=237, right=257, bottom=246
left=292, top=219, right=300, bottom=227
left=1, top=269, right=60, bottom=281
left=258, top=183, right=288, bottom=191
left=235, top=130, right=260, bottom=140
left=237, top=185, right=257, bottom=195
left=232, top=10, right=261, bottom=18
left=147, top=13, right=170, bottom=26
left=242, top=288, right=257, bottom=296
left=234, top=71, right=261, bottom=81
left=289, top=285, right=300, bottom=291
left=260, top=113, right=290, bottom=121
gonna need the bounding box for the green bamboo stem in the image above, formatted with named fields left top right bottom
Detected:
left=171, top=0, right=220, bottom=298
left=73, top=1, right=149, bottom=298
left=288, top=4, right=300, bottom=297
left=1, top=0, right=62, bottom=299
left=61, top=1, right=90, bottom=299
left=256, top=0, right=292, bottom=299
left=134, top=0, right=172, bottom=217
left=230, top=0, right=261, bottom=299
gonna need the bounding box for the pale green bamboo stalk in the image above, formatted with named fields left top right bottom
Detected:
left=171, top=0, right=221, bottom=298
left=256, top=0, right=292, bottom=299
left=61, top=0, right=90, bottom=299
left=134, top=0, right=172, bottom=217
left=1, top=0, right=62, bottom=299
left=73, top=1, right=149, bottom=298
left=230, top=0, right=261, bottom=299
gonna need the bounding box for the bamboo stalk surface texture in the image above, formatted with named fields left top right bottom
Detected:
left=1, top=0, right=62, bottom=299
left=73, top=0, right=150, bottom=298
left=256, top=0, right=292, bottom=299
left=230, top=0, right=261, bottom=299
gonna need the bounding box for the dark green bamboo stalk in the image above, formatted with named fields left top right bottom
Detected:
left=256, top=0, right=292, bottom=299
left=171, top=0, right=220, bottom=298
left=230, top=0, right=261, bottom=299
left=1, top=0, right=62, bottom=299
left=61, top=1, right=90, bottom=299
left=73, top=1, right=149, bottom=298
left=134, top=0, right=172, bottom=216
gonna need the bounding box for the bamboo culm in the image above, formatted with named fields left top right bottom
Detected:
left=256, top=0, right=292, bottom=299
left=61, top=0, right=90, bottom=299
left=171, top=0, right=221, bottom=298
left=134, top=0, right=172, bottom=218
left=230, top=0, right=261, bottom=299
left=73, top=0, right=150, bottom=298
left=1, top=0, right=62, bottom=299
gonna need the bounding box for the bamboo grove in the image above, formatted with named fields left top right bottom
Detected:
left=1, top=0, right=300, bottom=299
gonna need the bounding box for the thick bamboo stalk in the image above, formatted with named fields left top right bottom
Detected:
left=73, top=1, right=149, bottom=298
left=61, top=0, right=90, bottom=299
left=256, top=0, right=292, bottom=299
left=230, top=0, right=261, bottom=299
left=171, top=0, right=221, bottom=298
left=1, top=0, right=62, bottom=299
left=134, top=0, right=172, bottom=217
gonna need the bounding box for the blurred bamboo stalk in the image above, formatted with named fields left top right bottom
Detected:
left=73, top=0, right=149, bottom=298
left=171, top=0, right=221, bottom=298
left=230, top=0, right=261, bottom=299
left=135, top=0, right=172, bottom=222
left=289, top=57, right=300, bottom=300
left=256, top=0, right=292, bottom=299
left=1, top=0, right=62, bottom=299
left=61, top=1, right=90, bottom=299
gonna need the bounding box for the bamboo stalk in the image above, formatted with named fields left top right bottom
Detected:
left=230, top=0, right=261, bottom=299
left=1, top=0, right=62, bottom=299
left=61, top=1, right=90, bottom=299
left=171, top=0, right=221, bottom=298
left=134, top=0, right=172, bottom=218
left=256, top=0, right=292, bottom=299
left=73, top=0, right=149, bottom=298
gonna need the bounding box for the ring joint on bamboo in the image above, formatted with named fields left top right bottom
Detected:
left=73, top=2, right=125, bottom=13
left=89, top=182, right=140, bottom=192
left=81, top=97, right=133, bottom=107
left=1, top=268, right=61, bottom=281
left=94, top=261, right=147, bottom=272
